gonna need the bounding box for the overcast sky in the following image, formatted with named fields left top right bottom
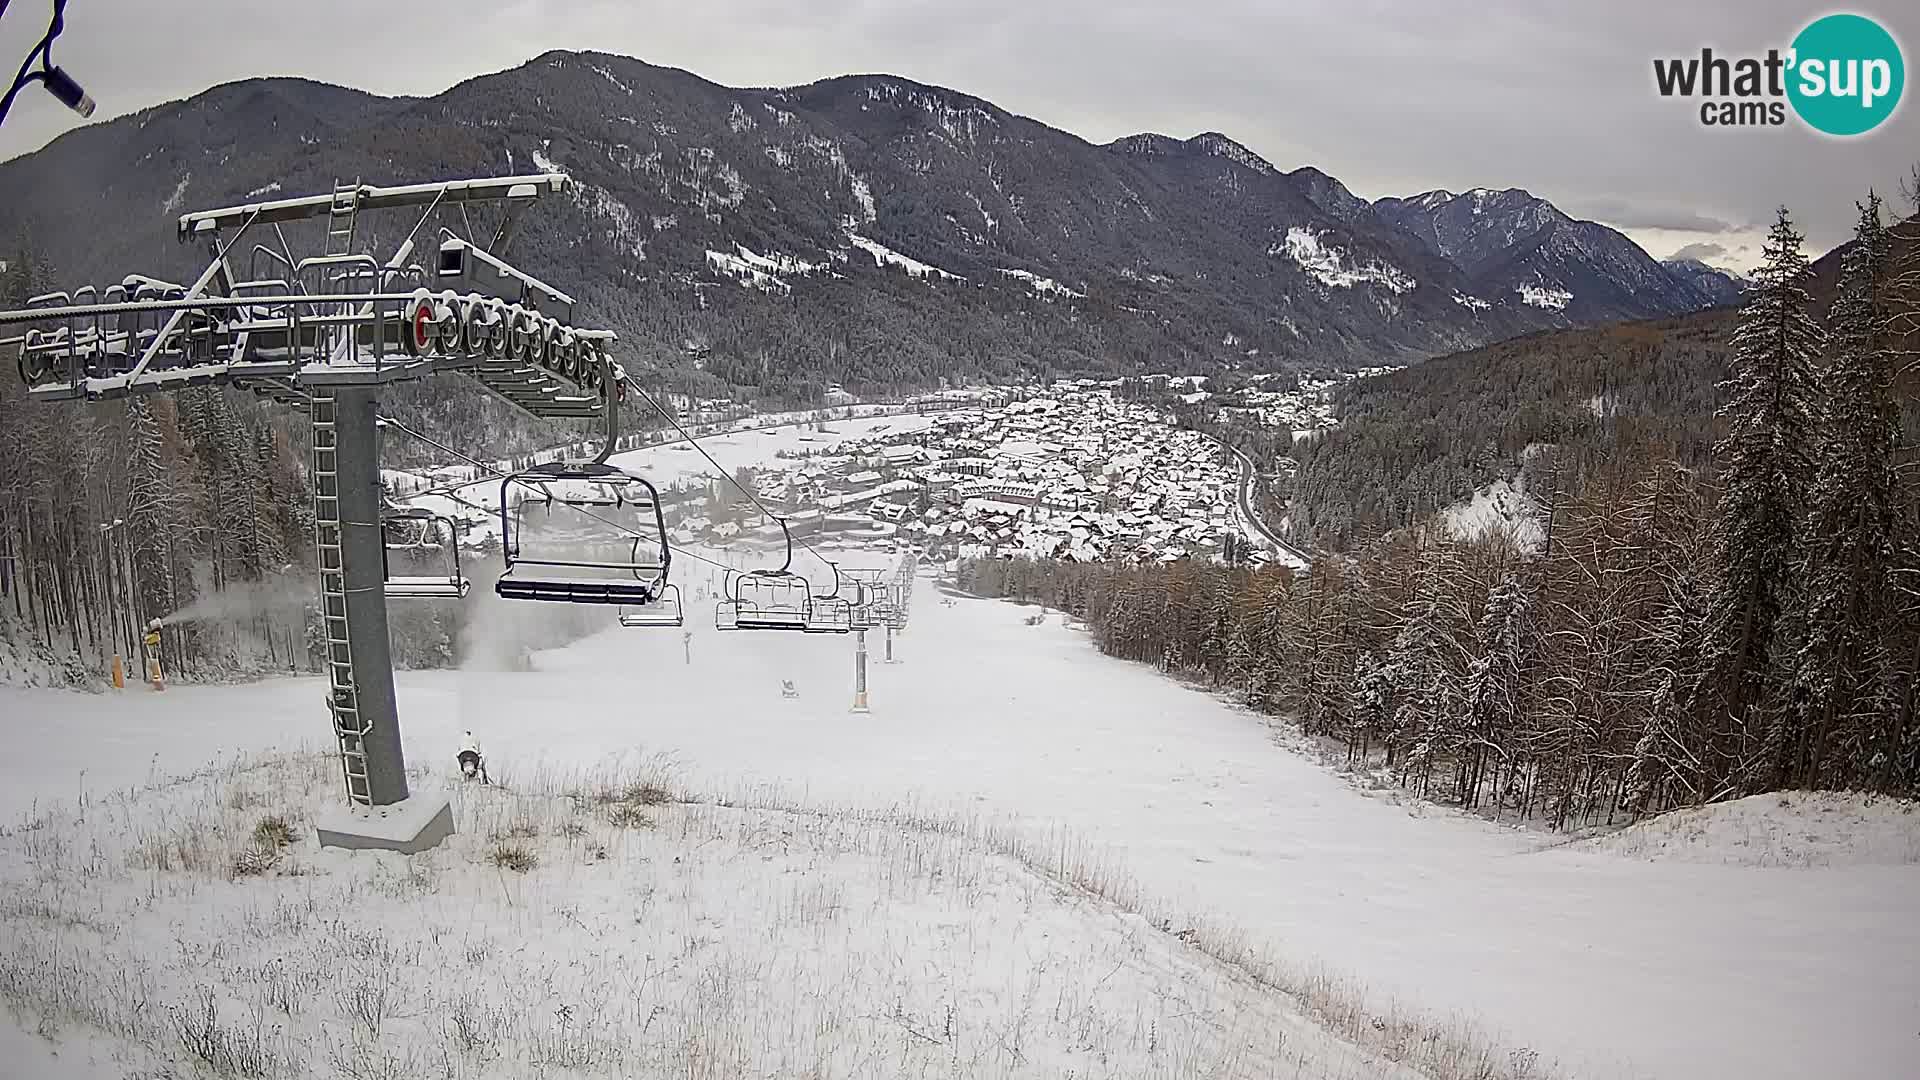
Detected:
left=3, top=0, right=1914, bottom=270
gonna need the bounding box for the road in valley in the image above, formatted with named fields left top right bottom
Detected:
left=1195, top=430, right=1310, bottom=566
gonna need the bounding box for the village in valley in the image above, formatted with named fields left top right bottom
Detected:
left=381, top=367, right=1392, bottom=571
left=681, top=370, right=1384, bottom=567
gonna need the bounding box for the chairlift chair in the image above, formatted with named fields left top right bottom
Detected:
left=715, top=570, right=812, bottom=631
left=802, top=561, right=853, bottom=634
left=843, top=578, right=889, bottom=631
left=381, top=509, right=470, bottom=599
left=619, top=582, right=684, bottom=628
left=496, top=460, right=673, bottom=606
left=804, top=594, right=853, bottom=634
left=845, top=582, right=876, bottom=631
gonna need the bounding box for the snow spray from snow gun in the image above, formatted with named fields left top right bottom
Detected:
left=152, top=573, right=312, bottom=628
left=145, top=572, right=309, bottom=689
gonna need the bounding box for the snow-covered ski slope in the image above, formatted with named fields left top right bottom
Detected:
left=4, top=403, right=1916, bottom=1078
left=5, top=751, right=1422, bottom=1080
left=5, top=589, right=1914, bottom=1080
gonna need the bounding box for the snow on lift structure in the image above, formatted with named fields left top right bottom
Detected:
left=0, top=171, right=628, bottom=833
left=713, top=519, right=849, bottom=633
left=381, top=507, right=469, bottom=599
left=5, top=174, right=614, bottom=416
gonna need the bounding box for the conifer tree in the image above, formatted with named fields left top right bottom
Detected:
left=1462, top=574, right=1532, bottom=807
left=1625, top=570, right=1708, bottom=812
left=1700, top=207, right=1823, bottom=787
left=1792, top=193, right=1898, bottom=789
left=124, top=396, right=180, bottom=626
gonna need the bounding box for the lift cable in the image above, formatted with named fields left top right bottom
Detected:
left=374, top=413, right=744, bottom=579
left=618, top=373, right=837, bottom=577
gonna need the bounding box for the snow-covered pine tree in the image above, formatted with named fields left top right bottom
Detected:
left=1880, top=189, right=1920, bottom=782
left=1200, top=571, right=1237, bottom=684
left=1348, top=649, right=1394, bottom=763
left=1227, top=569, right=1284, bottom=707
left=1620, top=460, right=1712, bottom=811
left=1701, top=207, right=1823, bottom=790
left=1460, top=574, right=1533, bottom=809
left=1625, top=566, right=1708, bottom=814
left=249, top=425, right=290, bottom=576
left=1791, top=193, right=1898, bottom=790
left=1386, top=591, right=1448, bottom=780
left=124, top=396, right=180, bottom=627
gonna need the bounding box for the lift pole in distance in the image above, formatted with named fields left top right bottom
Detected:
left=851, top=628, right=870, bottom=713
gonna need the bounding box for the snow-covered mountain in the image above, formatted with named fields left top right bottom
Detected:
left=1661, top=257, right=1753, bottom=306
left=1372, top=187, right=1718, bottom=323
left=0, top=52, right=1725, bottom=385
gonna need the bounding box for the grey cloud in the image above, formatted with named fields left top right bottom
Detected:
left=1, top=0, right=1913, bottom=255
left=1563, top=199, right=1741, bottom=233
left=1669, top=241, right=1728, bottom=261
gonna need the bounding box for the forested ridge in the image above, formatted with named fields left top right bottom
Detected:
left=1287, top=314, right=1734, bottom=548
left=963, top=201, right=1920, bottom=821
left=1285, top=210, right=1920, bottom=552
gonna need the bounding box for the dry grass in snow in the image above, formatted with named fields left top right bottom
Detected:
left=0, top=751, right=1563, bottom=1080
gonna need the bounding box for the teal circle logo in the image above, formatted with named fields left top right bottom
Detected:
left=1787, top=13, right=1904, bottom=136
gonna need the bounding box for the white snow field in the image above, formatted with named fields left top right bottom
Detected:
left=1573, top=789, right=1920, bottom=868
left=4, top=590, right=1916, bottom=1080
left=2, top=752, right=1421, bottom=1080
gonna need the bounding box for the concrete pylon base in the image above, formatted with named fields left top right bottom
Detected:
left=316, top=792, right=455, bottom=854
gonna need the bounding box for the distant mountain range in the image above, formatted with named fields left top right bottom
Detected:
left=1659, top=257, right=1754, bottom=305
left=0, top=51, right=1738, bottom=392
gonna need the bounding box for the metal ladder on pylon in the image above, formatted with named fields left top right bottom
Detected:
left=322, top=180, right=363, bottom=366
left=312, top=390, right=373, bottom=805
left=326, top=179, right=361, bottom=256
